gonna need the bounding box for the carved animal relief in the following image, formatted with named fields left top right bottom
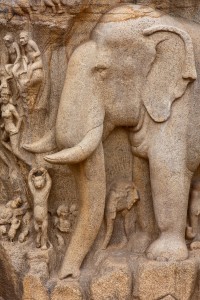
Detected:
left=0, top=1, right=200, bottom=299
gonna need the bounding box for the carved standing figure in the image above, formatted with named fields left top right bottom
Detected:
left=186, top=179, right=200, bottom=249
left=0, top=89, right=23, bottom=160
left=24, top=4, right=200, bottom=279
left=18, top=211, right=32, bottom=243
left=102, top=179, right=139, bottom=250
left=54, top=204, right=70, bottom=233
left=8, top=218, right=21, bottom=241
left=28, top=167, right=52, bottom=250
left=3, top=33, right=21, bottom=80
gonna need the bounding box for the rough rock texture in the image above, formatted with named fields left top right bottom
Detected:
left=23, top=275, right=49, bottom=300
left=51, top=281, right=83, bottom=300
left=134, top=258, right=198, bottom=300
left=90, top=256, right=132, bottom=300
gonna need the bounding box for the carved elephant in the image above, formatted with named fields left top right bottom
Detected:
left=24, top=4, right=200, bottom=279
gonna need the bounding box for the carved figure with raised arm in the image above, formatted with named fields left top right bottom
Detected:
left=28, top=167, right=52, bottom=250
left=24, top=4, right=200, bottom=279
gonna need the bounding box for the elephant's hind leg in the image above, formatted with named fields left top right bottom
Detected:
left=59, top=143, right=106, bottom=279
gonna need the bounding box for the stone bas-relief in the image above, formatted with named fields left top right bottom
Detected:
left=26, top=1, right=198, bottom=279
left=28, top=167, right=52, bottom=250
left=2, top=0, right=200, bottom=299
left=102, top=179, right=139, bottom=250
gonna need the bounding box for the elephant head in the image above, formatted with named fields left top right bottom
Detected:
left=25, top=6, right=196, bottom=163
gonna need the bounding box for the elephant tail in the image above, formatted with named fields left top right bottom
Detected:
left=44, top=124, right=103, bottom=164
left=23, top=129, right=57, bottom=154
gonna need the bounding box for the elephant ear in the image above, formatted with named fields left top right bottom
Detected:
left=142, top=26, right=197, bottom=123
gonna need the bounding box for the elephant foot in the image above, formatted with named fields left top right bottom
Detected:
left=59, top=264, right=81, bottom=280
left=146, top=233, right=188, bottom=262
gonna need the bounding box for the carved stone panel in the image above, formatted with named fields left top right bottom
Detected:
left=0, top=0, right=200, bottom=299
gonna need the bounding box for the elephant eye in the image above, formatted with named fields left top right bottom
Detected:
left=93, top=65, right=108, bottom=79
left=93, top=65, right=108, bottom=73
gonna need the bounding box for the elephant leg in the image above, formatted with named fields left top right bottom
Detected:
left=147, top=149, right=193, bottom=262
left=128, top=157, right=156, bottom=252
left=59, top=143, right=106, bottom=279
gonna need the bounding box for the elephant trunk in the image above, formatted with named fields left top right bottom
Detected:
left=45, top=40, right=104, bottom=165
left=44, top=124, right=103, bottom=164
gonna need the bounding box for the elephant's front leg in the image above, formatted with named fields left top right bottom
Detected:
left=147, top=146, right=193, bottom=262
left=59, top=143, right=106, bottom=279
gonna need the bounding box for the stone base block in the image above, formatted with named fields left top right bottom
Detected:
left=51, top=280, right=83, bottom=300
left=23, top=275, right=49, bottom=300
left=134, top=258, right=198, bottom=300
left=90, top=255, right=132, bottom=300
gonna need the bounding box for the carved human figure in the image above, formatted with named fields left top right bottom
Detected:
left=0, top=225, right=7, bottom=238
left=186, top=179, right=200, bottom=249
left=102, top=179, right=139, bottom=250
left=0, top=206, right=13, bottom=225
left=54, top=204, right=70, bottom=233
left=6, top=196, right=23, bottom=210
left=0, top=89, right=22, bottom=159
left=0, top=67, right=9, bottom=93
left=54, top=204, right=78, bottom=247
left=18, top=211, right=32, bottom=243
left=8, top=217, right=21, bottom=241
left=3, top=33, right=21, bottom=80
left=0, top=197, right=24, bottom=240
left=69, top=203, right=78, bottom=227
left=19, top=31, right=43, bottom=86
left=41, top=0, right=64, bottom=14
left=28, top=167, right=52, bottom=250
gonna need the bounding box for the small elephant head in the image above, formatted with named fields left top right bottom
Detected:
left=107, top=179, right=140, bottom=215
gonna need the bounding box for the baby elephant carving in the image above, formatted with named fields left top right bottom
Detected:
left=102, top=179, right=139, bottom=250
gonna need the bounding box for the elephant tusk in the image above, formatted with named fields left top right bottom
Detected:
left=45, top=124, right=104, bottom=164
left=45, top=146, right=85, bottom=164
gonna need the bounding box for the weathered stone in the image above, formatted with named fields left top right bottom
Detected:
left=23, top=275, right=49, bottom=300
left=160, top=295, right=177, bottom=300
left=135, top=258, right=198, bottom=300
left=90, top=256, right=132, bottom=300
left=51, top=281, right=83, bottom=300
